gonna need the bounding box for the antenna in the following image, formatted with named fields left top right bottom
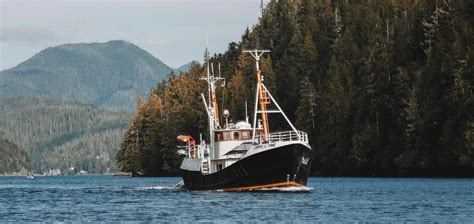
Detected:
left=221, top=85, right=225, bottom=122
left=218, top=63, right=221, bottom=78
left=245, top=101, right=248, bottom=123
left=211, top=63, right=215, bottom=77
left=204, top=33, right=210, bottom=65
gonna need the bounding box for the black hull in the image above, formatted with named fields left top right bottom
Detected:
left=180, top=143, right=313, bottom=191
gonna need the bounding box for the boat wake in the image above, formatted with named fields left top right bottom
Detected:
left=207, top=186, right=313, bottom=193
left=255, top=186, right=313, bottom=192
left=134, top=186, right=177, bottom=190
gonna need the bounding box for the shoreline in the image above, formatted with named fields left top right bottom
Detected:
left=1, top=175, right=473, bottom=178
left=3, top=167, right=473, bottom=178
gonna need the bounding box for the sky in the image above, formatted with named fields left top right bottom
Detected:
left=0, top=0, right=263, bottom=70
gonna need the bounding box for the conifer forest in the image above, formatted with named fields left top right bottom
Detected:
left=117, top=0, right=473, bottom=177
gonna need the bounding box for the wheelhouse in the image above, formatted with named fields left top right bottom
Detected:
left=215, top=129, right=260, bottom=142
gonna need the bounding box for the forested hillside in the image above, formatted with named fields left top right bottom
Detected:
left=0, top=40, right=173, bottom=110
left=0, top=97, right=129, bottom=174
left=118, top=0, right=473, bottom=177
left=0, top=135, right=30, bottom=174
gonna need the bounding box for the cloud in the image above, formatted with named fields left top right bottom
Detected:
left=0, top=25, right=58, bottom=44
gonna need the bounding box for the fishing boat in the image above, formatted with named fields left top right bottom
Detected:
left=177, top=49, right=313, bottom=191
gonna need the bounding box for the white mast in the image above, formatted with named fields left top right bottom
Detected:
left=244, top=49, right=299, bottom=144
left=244, top=49, right=270, bottom=143
left=200, top=45, right=224, bottom=160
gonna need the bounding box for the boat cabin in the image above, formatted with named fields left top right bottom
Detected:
left=215, top=121, right=263, bottom=142
left=215, top=130, right=251, bottom=141
left=212, top=121, right=262, bottom=168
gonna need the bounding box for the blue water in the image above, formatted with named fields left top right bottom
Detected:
left=0, top=176, right=473, bottom=222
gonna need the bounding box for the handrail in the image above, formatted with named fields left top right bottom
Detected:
left=179, top=144, right=209, bottom=159
left=255, top=130, right=308, bottom=145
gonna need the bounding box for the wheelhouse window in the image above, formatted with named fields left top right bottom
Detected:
left=241, top=131, right=249, bottom=140
left=225, top=132, right=232, bottom=141
left=217, top=131, right=252, bottom=141
left=216, top=133, right=223, bottom=141
left=233, top=132, right=240, bottom=140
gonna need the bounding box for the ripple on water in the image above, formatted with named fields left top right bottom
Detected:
left=0, top=176, right=473, bottom=222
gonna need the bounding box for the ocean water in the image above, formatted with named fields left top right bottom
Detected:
left=0, top=176, right=473, bottom=222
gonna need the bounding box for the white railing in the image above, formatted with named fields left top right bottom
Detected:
left=177, top=144, right=210, bottom=174
left=178, top=144, right=209, bottom=159
left=255, top=131, right=308, bottom=145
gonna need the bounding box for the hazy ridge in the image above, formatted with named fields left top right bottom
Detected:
left=0, top=40, right=173, bottom=111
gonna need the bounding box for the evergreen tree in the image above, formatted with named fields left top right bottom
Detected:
left=118, top=0, right=474, bottom=177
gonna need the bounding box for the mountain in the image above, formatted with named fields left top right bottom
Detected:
left=0, top=40, right=173, bottom=110
left=174, top=61, right=197, bottom=73
left=0, top=96, right=129, bottom=174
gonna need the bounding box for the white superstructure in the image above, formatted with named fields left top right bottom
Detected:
left=178, top=49, right=310, bottom=175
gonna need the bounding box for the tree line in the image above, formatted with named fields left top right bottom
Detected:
left=0, top=97, right=128, bottom=174
left=117, top=0, right=473, bottom=177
